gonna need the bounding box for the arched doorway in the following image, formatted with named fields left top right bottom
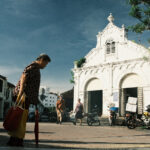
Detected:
left=84, top=78, right=103, bottom=115
left=119, top=74, right=143, bottom=116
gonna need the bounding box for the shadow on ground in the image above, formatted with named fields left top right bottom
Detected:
left=1, top=127, right=150, bottom=149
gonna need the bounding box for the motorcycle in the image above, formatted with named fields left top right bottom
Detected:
left=125, top=112, right=137, bottom=129
left=126, top=105, right=150, bottom=129
left=108, top=107, right=118, bottom=126
left=87, top=105, right=100, bottom=126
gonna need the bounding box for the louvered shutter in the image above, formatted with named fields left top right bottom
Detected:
left=84, top=91, right=88, bottom=113
left=119, top=88, right=126, bottom=116
left=137, top=87, right=143, bottom=114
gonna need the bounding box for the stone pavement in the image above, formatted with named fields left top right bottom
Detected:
left=0, top=147, right=150, bottom=150
left=0, top=122, right=150, bottom=149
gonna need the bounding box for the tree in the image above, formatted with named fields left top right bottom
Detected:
left=127, top=0, right=150, bottom=34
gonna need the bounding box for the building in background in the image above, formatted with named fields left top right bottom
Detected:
left=73, top=14, right=150, bottom=117
left=61, top=88, right=73, bottom=111
left=39, top=86, right=58, bottom=108
left=29, top=86, right=58, bottom=116
left=0, top=75, right=15, bottom=119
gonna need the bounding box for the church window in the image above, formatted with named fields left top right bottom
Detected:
left=111, top=42, right=115, bottom=53
left=106, top=40, right=115, bottom=54
left=106, top=43, right=110, bottom=54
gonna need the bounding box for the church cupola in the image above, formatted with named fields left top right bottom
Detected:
left=107, top=13, right=114, bottom=24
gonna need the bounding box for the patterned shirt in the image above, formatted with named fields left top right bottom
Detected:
left=14, top=62, right=41, bottom=105
left=56, top=99, right=65, bottom=111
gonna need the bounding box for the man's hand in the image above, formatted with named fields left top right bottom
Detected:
left=16, top=73, right=26, bottom=104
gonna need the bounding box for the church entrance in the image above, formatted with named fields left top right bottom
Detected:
left=84, top=78, right=103, bottom=116
left=119, top=74, right=143, bottom=116
left=124, top=87, right=137, bottom=103
left=88, top=90, right=103, bottom=115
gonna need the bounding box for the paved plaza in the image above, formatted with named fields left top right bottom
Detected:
left=0, top=122, right=150, bottom=149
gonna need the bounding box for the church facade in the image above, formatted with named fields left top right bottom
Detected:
left=73, top=14, right=150, bottom=116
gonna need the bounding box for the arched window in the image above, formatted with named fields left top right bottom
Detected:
left=106, top=43, right=111, bottom=54
left=106, top=39, right=115, bottom=54
left=111, top=42, right=115, bottom=53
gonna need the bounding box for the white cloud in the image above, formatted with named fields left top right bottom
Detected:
left=0, top=65, right=22, bottom=76
left=40, top=78, right=73, bottom=93
left=0, top=65, right=73, bottom=92
left=0, top=65, right=22, bottom=85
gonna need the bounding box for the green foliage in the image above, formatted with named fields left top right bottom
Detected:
left=127, top=0, right=150, bottom=35
left=128, top=23, right=146, bottom=33
left=70, top=71, right=75, bottom=84
left=76, top=58, right=86, bottom=68
left=143, top=56, right=149, bottom=61
left=70, top=58, right=86, bottom=84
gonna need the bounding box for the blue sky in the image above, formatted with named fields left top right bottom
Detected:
left=0, top=0, right=149, bottom=93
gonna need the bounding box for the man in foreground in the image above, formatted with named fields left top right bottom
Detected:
left=7, top=53, right=51, bottom=146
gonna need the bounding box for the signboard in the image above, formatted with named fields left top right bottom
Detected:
left=128, top=97, right=137, bottom=105
left=126, top=103, right=137, bottom=112
left=113, top=92, right=119, bottom=102
left=126, top=97, right=137, bottom=112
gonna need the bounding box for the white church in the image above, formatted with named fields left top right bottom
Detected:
left=73, top=13, right=150, bottom=117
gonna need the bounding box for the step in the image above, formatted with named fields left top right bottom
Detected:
left=80, top=117, right=125, bottom=126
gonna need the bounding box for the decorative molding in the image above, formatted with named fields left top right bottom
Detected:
left=73, top=58, right=145, bottom=74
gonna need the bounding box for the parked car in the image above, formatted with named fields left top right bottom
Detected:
left=63, top=111, right=70, bottom=122
left=49, top=111, right=57, bottom=122
left=40, top=114, right=50, bottom=122
left=28, top=112, right=35, bottom=122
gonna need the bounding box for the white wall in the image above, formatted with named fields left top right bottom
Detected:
left=73, top=14, right=150, bottom=116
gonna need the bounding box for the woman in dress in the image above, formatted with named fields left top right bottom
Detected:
left=74, top=98, right=84, bottom=125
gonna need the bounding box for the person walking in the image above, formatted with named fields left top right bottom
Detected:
left=7, top=53, right=51, bottom=146
left=56, top=95, right=65, bottom=124
left=74, top=98, right=84, bottom=125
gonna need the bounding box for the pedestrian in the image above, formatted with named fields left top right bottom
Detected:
left=7, top=53, right=51, bottom=147
left=73, top=98, right=84, bottom=125
left=56, top=95, right=65, bottom=124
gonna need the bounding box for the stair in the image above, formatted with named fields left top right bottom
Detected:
left=81, top=116, right=125, bottom=126
left=100, top=117, right=110, bottom=126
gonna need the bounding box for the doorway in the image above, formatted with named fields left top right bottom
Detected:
left=88, top=90, right=103, bottom=116
left=124, top=87, right=137, bottom=104
left=120, top=87, right=137, bottom=116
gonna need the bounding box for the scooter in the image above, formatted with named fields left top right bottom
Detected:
left=87, top=105, right=100, bottom=126
left=109, top=110, right=117, bottom=126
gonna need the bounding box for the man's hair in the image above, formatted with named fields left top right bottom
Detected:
left=36, top=53, right=51, bottom=62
